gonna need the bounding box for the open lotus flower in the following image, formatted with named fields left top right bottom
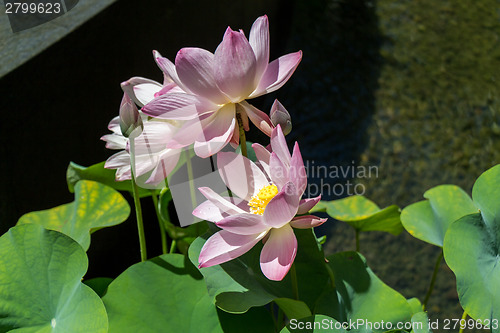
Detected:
left=142, top=15, right=302, bottom=158
left=193, top=125, right=325, bottom=281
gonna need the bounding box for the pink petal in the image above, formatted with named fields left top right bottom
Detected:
left=153, top=51, right=191, bottom=93
left=214, top=28, right=257, bottom=102
left=154, top=82, right=179, bottom=97
left=217, top=151, right=269, bottom=202
left=271, top=124, right=291, bottom=166
left=145, top=149, right=182, bottom=185
left=269, top=152, right=289, bottom=189
left=101, top=133, right=127, bottom=150
left=263, top=182, right=300, bottom=228
left=199, top=230, right=265, bottom=268
left=297, top=195, right=322, bottom=215
left=216, top=213, right=269, bottom=235
left=193, top=198, right=249, bottom=222
left=105, top=150, right=129, bottom=167
left=250, top=51, right=302, bottom=98
left=290, top=215, right=327, bottom=229
left=260, top=224, right=297, bottom=281
left=198, top=187, right=245, bottom=216
left=239, top=101, right=273, bottom=137
left=252, top=143, right=271, bottom=176
left=289, top=142, right=307, bottom=195
left=249, top=15, right=270, bottom=84
left=133, top=121, right=177, bottom=154
left=141, top=93, right=216, bottom=120
left=194, top=104, right=236, bottom=158
left=166, top=113, right=213, bottom=149
left=121, top=77, right=162, bottom=107
left=175, top=48, right=228, bottom=104
left=193, top=200, right=227, bottom=222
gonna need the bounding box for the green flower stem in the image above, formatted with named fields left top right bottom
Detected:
left=236, top=112, right=248, bottom=158
left=422, top=250, right=443, bottom=310
left=458, top=310, right=468, bottom=333
left=129, top=138, right=147, bottom=262
left=184, top=149, right=199, bottom=233
left=355, top=229, right=360, bottom=252
left=169, top=239, right=177, bottom=254
left=290, top=263, right=299, bottom=300
left=152, top=192, right=168, bottom=255
left=325, top=260, right=336, bottom=289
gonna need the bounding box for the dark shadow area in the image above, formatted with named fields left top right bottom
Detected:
left=275, top=0, right=382, bottom=203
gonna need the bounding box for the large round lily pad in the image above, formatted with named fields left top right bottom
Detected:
left=0, top=224, right=108, bottom=332
left=443, top=164, right=500, bottom=329
left=18, top=180, right=130, bottom=250
left=401, top=185, right=477, bottom=247
left=311, top=196, right=402, bottom=235
left=102, top=253, right=274, bottom=332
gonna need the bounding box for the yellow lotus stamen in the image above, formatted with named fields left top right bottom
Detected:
left=248, top=184, right=279, bottom=215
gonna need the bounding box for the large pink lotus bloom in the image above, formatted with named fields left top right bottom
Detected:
left=141, top=15, right=302, bottom=158
left=193, top=126, right=325, bottom=281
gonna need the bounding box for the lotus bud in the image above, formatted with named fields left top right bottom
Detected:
left=270, top=99, right=292, bottom=135
left=119, top=92, right=143, bottom=139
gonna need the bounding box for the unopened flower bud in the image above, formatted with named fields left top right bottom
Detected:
left=119, top=93, right=143, bottom=139
left=270, top=99, right=292, bottom=135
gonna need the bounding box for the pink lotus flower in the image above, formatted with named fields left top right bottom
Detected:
left=102, top=75, right=184, bottom=187
left=101, top=115, right=183, bottom=187
left=141, top=15, right=302, bottom=158
left=193, top=125, right=325, bottom=281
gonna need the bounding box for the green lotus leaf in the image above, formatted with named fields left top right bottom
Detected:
left=102, top=253, right=274, bottom=332
left=0, top=224, right=107, bottom=332
left=401, top=185, right=477, bottom=247
left=315, top=252, right=413, bottom=332
left=311, top=196, right=402, bottom=235
left=18, top=180, right=130, bottom=251
left=188, top=228, right=329, bottom=316
left=443, top=165, right=500, bottom=329
left=67, top=161, right=152, bottom=197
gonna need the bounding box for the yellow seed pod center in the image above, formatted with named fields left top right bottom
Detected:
left=248, top=184, right=279, bottom=215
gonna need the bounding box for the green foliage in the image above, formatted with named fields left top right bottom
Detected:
left=0, top=224, right=107, bottom=332
left=102, top=253, right=274, bottom=333
left=67, top=161, right=152, bottom=197
left=157, top=188, right=208, bottom=254
left=188, top=228, right=329, bottom=316
left=312, top=196, right=403, bottom=235
left=315, top=252, right=413, bottom=332
left=401, top=185, right=477, bottom=247
left=443, top=165, right=500, bottom=328
left=17, top=180, right=130, bottom=251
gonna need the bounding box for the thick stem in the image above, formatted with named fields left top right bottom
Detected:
left=290, top=263, right=299, bottom=300
left=130, top=138, right=147, bottom=261
left=422, top=250, right=443, bottom=310
left=236, top=112, right=248, bottom=158
left=152, top=192, right=168, bottom=254
left=458, top=310, right=468, bottom=333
